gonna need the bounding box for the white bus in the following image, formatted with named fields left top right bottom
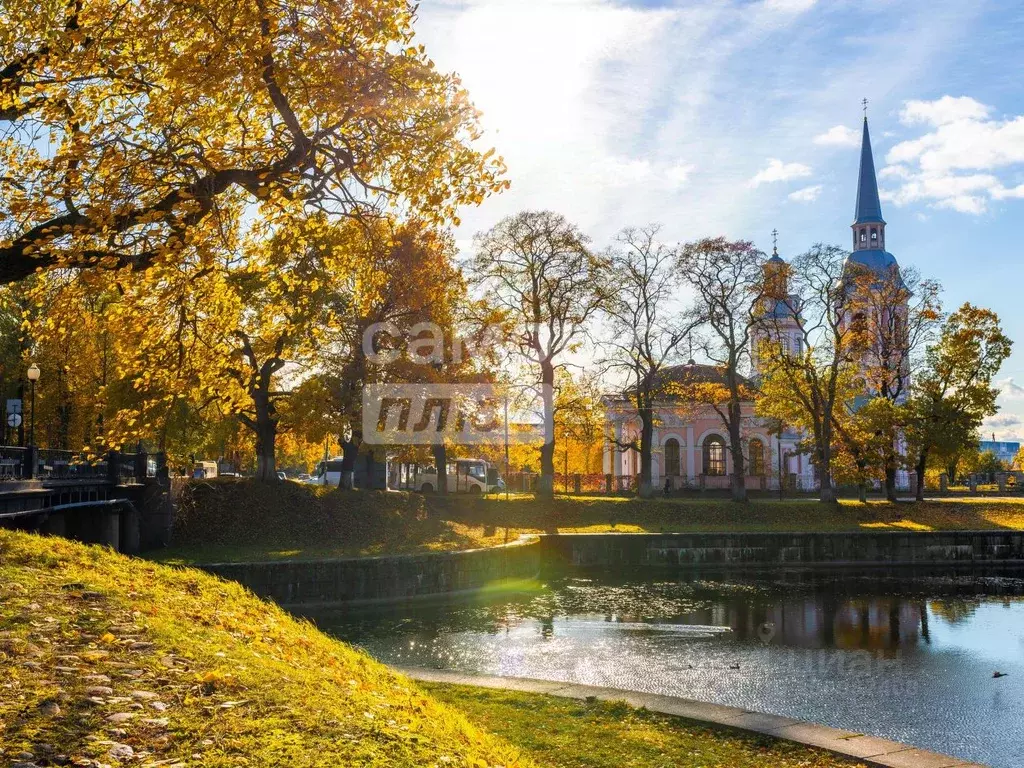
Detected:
left=412, top=459, right=503, bottom=494
left=310, top=457, right=344, bottom=486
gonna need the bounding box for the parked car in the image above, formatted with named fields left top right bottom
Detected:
left=276, top=470, right=287, bottom=481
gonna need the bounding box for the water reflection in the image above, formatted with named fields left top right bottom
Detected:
left=309, top=569, right=1024, bottom=768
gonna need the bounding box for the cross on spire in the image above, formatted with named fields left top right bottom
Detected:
left=862, top=97, right=869, bottom=117
left=771, top=228, right=779, bottom=255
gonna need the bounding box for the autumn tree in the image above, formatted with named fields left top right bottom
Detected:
left=677, top=238, right=766, bottom=502
left=1, top=0, right=506, bottom=285
left=905, top=304, right=1012, bottom=500
left=220, top=213, right=362, bottom=482
left=469, top=211, right=607, bottom=497
left=600, top=225, right=698, bottom=498
left=755, top=245, right=868, bottom=503
left=845, top=263, right=941, bottom=500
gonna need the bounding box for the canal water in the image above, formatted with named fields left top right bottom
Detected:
left=311, top=570, right=1024, bottom=768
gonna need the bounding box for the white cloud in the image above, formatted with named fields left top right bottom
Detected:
left=881, top=95, right=1024, bottom=215
left=764, top=0, right=817, bottom=12
left=788, top=184, right=823, bottom=202
left=665, top=163, right=695, bottom=189
left=997, top=378, right=1024, bottom=399
left=899, top=95, right=990, bottom=126
left=749, top=158, right=812, bottom=188
left=813, top=125, right=860, bottom=147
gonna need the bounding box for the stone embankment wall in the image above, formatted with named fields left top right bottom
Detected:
left=540, top=531, right=1024, bottom=568
left=199, top=537, right=540, bottom=606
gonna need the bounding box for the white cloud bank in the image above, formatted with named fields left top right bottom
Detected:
left=788, top=184, right=823, bottom=202
left=749, top=159, right=813, bottom=188
left=813, top=125, right=860, bottom=147
left=881, top=95, right=1024, bottom=214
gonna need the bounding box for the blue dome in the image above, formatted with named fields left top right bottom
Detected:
left=845, top=248, right=899, bottom=273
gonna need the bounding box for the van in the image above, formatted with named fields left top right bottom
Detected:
left=310, top=458, right=344, bottom=486
left=192, top=461, right=218, bottom=479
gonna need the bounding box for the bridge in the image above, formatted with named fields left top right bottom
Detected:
left=0, top=446, right=172, bottom=553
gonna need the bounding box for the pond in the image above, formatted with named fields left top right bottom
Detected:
left=310, top=569, right=1024, bottom=768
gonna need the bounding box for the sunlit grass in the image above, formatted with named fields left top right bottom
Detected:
left=152, top=479, right=1024, bottom=564
left=0, top=530, right=532, bottom=767
left=427, top=683, right=866, bottom=768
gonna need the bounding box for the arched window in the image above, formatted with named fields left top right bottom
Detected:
left=749, top=438, right=765, bottom=476
left=664, top=438, right=680, bottom=477
left=870, top=227, right=878, bottom=243
left=703, top=436, right=726, bottom=476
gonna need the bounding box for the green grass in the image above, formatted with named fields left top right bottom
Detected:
left=425, top=683, right=864, bottom=768
left=1, top=530, right=863, bottom=767
left=155, top=479, right=1024, bottom=564
left=0, top=530, right=529, bottom=767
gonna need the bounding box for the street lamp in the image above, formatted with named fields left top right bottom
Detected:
left=26, top=363, right=40, bottom=447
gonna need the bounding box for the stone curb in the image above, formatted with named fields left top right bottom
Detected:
left=396, top=667, right=986, bottom=768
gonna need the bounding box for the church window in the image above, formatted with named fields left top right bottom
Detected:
left=749, top=439, right=765, bottom=476
left=859, top=230, right=867, bottom=243
left=704, top=436, right=726, bottom=476
left=870, top=228, right=878, bottom=243
left=664, top=438, right=680, bottom=477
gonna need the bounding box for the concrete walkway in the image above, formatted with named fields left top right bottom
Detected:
left=398, top=667, right=986, bottom=768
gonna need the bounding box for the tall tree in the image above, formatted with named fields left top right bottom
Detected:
left=845, top=263, right=941, bottom=500
left=755, top=245, right=867, bottom=503
left=905, top=303, right=1012, bottom=500
left=677, top=238, right=765, bottom=502
left=1, top=0, right=506, bottom=284
left=469, top=211, right=607, bottom=496
left=222, top=214, right=358, bottom=482
left=601, top=225, right=697, bottom=498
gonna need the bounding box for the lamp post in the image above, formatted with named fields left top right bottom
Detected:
left=26, top=363, right=39, bottom=447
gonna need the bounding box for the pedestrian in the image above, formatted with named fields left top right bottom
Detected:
left=664, top=477, right=671, bottom=497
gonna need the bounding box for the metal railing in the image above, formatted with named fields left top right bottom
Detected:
left=0, top=446, right=163, bottom=485
left=36, top=449, right=108, bottom=480
left=0, top=445, right=27, bottom=480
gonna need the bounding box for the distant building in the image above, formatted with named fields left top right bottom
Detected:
left=979, top=440, right=1020, bottom=466
left=602, top=112, right=911, bottom=492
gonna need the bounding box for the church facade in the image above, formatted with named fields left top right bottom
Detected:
left=602, top=116, right=909, bottom=492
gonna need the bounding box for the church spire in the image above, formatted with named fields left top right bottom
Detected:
left=854, top=115, right=884, bottom=226
left=852, top=109, right=886, bottom=251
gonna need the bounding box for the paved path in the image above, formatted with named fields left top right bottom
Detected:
left=398, top=667, right=986, bottom=768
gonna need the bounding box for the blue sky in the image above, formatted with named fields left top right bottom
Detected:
left=415, top=0, right=1024, bottom=439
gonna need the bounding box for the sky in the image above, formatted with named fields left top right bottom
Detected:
left=413, top=0, right=1024, bottom=441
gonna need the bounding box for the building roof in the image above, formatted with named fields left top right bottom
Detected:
left=845, top=248, right=900, bottom=273
left=854, top=117, right=885, bottom=225
left=610, top=360, right=755, bottom=403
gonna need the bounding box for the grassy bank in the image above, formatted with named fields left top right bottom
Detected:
left=427, top=683, right=864, bottom=768
left=155, top=479, right=1024, bottom=564
left=1, top=530, right=862, bottom=768
left=0, top=530, right=527, bottom=767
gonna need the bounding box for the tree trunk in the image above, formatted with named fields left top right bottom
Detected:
left=638, top=403, right=655, bottom=498
left=818, top=453, right=836, bottom=504
left=884, top=462, right=898, bottom=502
left=915, top=448, right=928, bottom=502
left=432, top=443, right=448, bottom=494
left=537, top=359, right=556, bottom=497
left=251, top=387, right=278, bottom=482
left=727, top=400, right=747, bottom=503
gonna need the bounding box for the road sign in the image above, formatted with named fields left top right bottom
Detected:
left=6, top=398, right=22, bottom=415
left=7, top=412, right=22, bottom=428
